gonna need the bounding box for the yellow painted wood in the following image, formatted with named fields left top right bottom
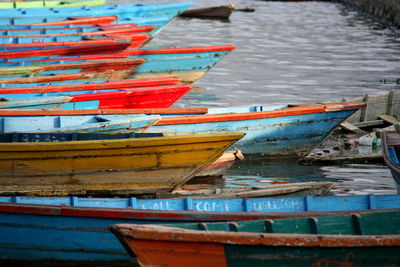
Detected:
left=130, top=72, right=206, bottom=84
left=0, top=132, right=244, bottom=195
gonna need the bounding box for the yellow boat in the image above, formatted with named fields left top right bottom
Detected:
left=0, top=132, right=244, bottom=196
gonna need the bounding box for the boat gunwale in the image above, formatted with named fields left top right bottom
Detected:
left=0, top=132, right=245, bottom=151
left=109, top=222, right=400, bottom=247
left=0, top=201, right=399, bottom=221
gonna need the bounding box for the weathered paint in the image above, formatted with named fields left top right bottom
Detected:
left=144, top=102, right=366, bottom=156
left=0, top=25, right=154, bottom=39
left=0, top=33, right=150, bottom=49
left=0, top=115, right=161, bottom=133
left=0, top=23, right=142, bottom=35
left=109, top=210, right=400, bottom=266
left=0, top=58, right=145, bottom=78
left=1, top=1, right=193, bottom=17
left=0, top=45, right=236, bottom=84
left=0, top=195, right=399, bottom=264
left=0, top=43, right=132, bottom=59
left=0, top=95, right=71, bottom=109
left=0, top=77, right=180, bottom=92
left=0, top=103, right=364, bottom=156
left=0, top=132, right=244, bottom=195
left=0, top=0, right=105, bottom=9
left=1, top=84, right=192, bottom=109
left=2, top=194, right=400, bottom=213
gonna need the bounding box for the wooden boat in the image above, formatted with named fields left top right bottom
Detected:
left=0, top=33, right=151, bottom=49
left=0, top=95, right=71, bottom=109
left=0, top=114, right=161, bottom=133
left=382, top=131, right=400, bottom=193
left=1, top=84, right=192, bottom=109
left=2, top=45, right=237, bottom=84
left=0, top=0, right=105, bottom=9
left=0, top=43, right=133, bottom=59
left=0, top=102, right=366, bottom=156
left=0, top=131, right=244, bottom=195
left=196, top=149, right=243, bottom=177
left=179, top=4, right=236, bottom=20
left=0, top=1, right=193, bottom=18
left=1, top=15, right=171, bottom=35
left=0, top=25, right=154, bottom=40
left=0, top=23, right=146, bottom=35
left=0, top=58, right=145, bottom=79
left=0, top=194, right=399, bottom=265
left=156, top=181, right=333, bottom=199
left=0, top=25, right=154, bottom=38
left=110, top=210, right=400, bottom=267
left=0, top=76, right=180, bottom=91
left=0, top=15, right=119, bottom=28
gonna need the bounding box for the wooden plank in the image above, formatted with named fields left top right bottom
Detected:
left=379, top=114, right=400, bottom=125
left=340, top=121, right=366, bottom=134
left=353, top=120, right=384, bottom=128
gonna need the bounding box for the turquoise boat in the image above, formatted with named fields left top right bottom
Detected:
left=0, top=95, right=70, bottom=109
left=0, top=0, right=105, bottom=9
left=0, top=194, right=399, bottom=265
left=109, top=210, right=400, bottom=267
left=0, top=16, right=171, bottom=34
left=0, top=114, right=160, bottom=133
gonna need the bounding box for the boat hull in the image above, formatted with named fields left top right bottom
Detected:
left=0, top=132, right=243, bottom=195
left=0, top=194, right=399, bottom=264
left=110, top=210, right=400, bottom=267
left=146, top=103, right=365, bottom=157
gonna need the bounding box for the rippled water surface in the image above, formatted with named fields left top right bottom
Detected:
left=117, top=0, right=400, bottom=194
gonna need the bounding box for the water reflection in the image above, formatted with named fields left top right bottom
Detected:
left=223, top=159, right=396, bottom=195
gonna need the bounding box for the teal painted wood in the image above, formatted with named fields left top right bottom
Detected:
left=0, top=95, right=70, bottom=109
left=0, top=195, right=398, bottom=264
left=1, top=194, right=399, bottom=212
left=0, top=49, right=234, bottom=81
left=0, top=115, right=160, bottom=133
left=0, top=34, right=133, bottom=44
left=145, top=105, right=360, bottom=156
left=0, top=1, right=193, bottom=18
left=0, top=16, right=170, bottom=35
left=0, top=76, right=110, bottom=88
left=223, top=244, right=400, bottom=267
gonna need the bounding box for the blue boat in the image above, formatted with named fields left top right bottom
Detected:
left=0, top=75, right=112, bottom=88
left=0, top=95, right=70, bottom=109
left=1, top=16, right=171, bottom=34
left=0, top=114, right=160, bottom=133
left=0, top=194, right=398, bottom=264
left=0, top=1, right=193, bottom=18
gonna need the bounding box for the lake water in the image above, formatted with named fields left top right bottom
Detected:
left=117, top=0, right=400, bottom=195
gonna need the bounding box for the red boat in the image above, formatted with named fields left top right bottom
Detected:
left=0, top=33, right=151, bottom=49
left=69, top=84, right=192, bottom=109
left=0, top=23, right=141, bottom=33
left=1, top=58, right=146, bottom=80
left=2, top=85, right=192, bottom=109
left=30, top=16, right=119, bottom=26
left=0, top=23, right=152, bottom=34
left=0, top=77, right=181, bottom=93
left=0, top=43, right=132, bottom=59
